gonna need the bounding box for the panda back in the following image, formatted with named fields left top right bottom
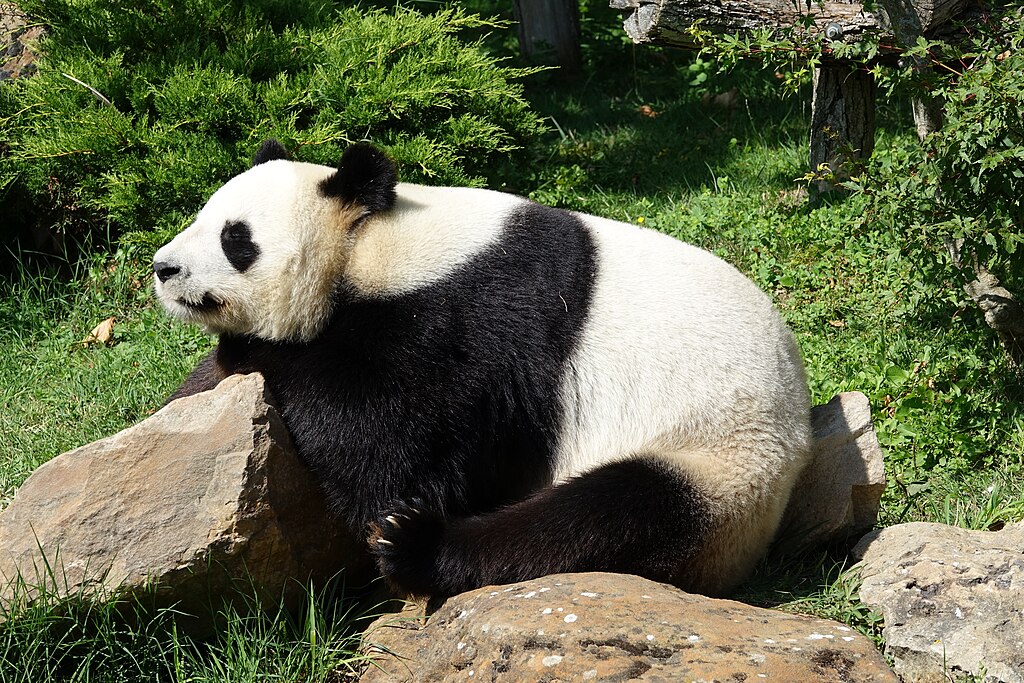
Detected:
left=552, top=212, right=810, bottom=484
left=343, top=185, right=809, bottom=495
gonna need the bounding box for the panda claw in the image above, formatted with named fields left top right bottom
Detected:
left=372, top=502, right=448, bottom=595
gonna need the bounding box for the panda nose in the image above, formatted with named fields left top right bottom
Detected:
left=154, top=261, right=181, bottom=283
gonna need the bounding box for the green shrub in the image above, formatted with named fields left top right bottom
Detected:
left=848, top=10, right=1024, bottom=291
left=0, top=0, right=545, bottom=257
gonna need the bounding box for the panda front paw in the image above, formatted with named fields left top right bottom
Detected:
left=370, top=499, right=447, bottom=596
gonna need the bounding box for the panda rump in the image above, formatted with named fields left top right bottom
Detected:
left=154, top=140, right=812, bottom=598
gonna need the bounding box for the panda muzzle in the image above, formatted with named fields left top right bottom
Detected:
left=179, top=293, right=223, bottom=313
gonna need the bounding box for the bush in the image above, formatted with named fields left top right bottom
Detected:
left=682, top=2, right=1024, bottom=329
left=0, top=0, right=545, bottom=258
left=850, top=9, right=1024, bottom=287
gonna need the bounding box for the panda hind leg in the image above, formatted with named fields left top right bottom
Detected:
left=370, top=455, right=715, bottom=598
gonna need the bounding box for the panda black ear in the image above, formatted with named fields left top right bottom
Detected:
left=319, top=143, right=398, bottom=214
left=252, top=139, right=289, bottom=166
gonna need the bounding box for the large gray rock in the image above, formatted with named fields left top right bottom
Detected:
left=360, top=572, right=897, bottom=682
left=854, top=521, right=1024, bottom=683
left=778, top=391, right=886, bottom=554
left=0, top=373, right=370, bottom=626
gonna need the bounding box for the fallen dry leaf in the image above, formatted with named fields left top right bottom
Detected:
left=82, top=317, right=115, bottom=345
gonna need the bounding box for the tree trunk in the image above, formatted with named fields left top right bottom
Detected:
left=946, top=238, right=1024, bottom=369
left=809, top=64, right=876, bottom=202
left=964, top=270, right=1024, bottom=368
left=912, top=95, right=944, bottom=142
left=609, top=0, right=968, bottom=50
left=880, top=0, right=969, bottom=44
left=513, top=0, right=583, bottom=75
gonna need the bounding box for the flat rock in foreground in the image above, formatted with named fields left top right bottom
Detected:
left=854, top=522, right=1024, bottom=683
left=0, top=373, right=369, bottom=624
left=360, top=572, right=897, bottom=682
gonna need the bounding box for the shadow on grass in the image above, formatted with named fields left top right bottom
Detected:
left=449, top=0, right=919, bottom=207
left=491, top=56, right=812, bottom=202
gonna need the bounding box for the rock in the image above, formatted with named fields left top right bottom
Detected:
left=853, top=522, right=1024, bottom=683
left=0, top=3, right=44, bottom=81
left=777, top=391, right=885, bottom=555
left=0, top=373, right=370, bottom=628
left=360, top=572, right=897, bottom=682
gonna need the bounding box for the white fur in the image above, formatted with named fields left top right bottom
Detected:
left=154, top=160, right=353, bottom=342
left=553, top=214, right=808, bottom=482
left=157, top=160, right=811, bottom=593
left=155, top=163, right=518, bottom=341
left=344, top=184, right=520, bottom=296
left=553, top=214, right=811, bottom=590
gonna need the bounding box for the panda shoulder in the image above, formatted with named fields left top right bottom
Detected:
left=391, top=184, right=524, bottom=231
left=344, top=184, right=525, bottom=295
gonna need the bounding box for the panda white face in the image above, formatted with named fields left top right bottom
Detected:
left=154, top=142, right=396, bottom=342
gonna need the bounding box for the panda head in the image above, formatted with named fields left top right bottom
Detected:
left=153, top=140, right=398, bottom=342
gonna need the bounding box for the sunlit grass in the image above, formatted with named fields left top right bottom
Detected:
left=2, top=0, right=1023, bottom=678
left=0, top=247, right=211, bottom=504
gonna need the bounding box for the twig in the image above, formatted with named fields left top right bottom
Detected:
left=61, top=73, right=112, bottom=107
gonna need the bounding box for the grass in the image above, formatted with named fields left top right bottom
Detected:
left=0, top=246, right=211, bottom=506
left=0, top=570, right=374, bottom=682
left=2, top=0, right=1024, bottom=678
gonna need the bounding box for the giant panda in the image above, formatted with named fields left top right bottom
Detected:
left=153, top=139, right=812, bottom=598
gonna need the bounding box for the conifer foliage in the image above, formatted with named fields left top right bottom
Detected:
left=0, top=0, right=545, bottom=252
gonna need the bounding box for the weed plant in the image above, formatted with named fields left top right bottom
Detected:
left=2, top=0, right=1023, bottom=678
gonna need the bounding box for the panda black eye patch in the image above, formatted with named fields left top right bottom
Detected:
left=220, top=220, right=260, bottom=273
